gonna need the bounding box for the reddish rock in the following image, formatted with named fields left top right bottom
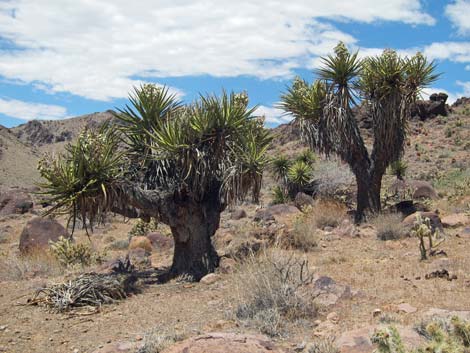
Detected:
left=311, top=276, right=352, bottom=307
left=162, top=332, right=286, bottom=353
left=147, top=232, right=174, bottom=250
left=19, top=217, right=68, bottom=253
left=231, top=209, right=247, bottom=220
left=441, top=213, right=469, bottom=228
left=396, top=303, right=417, bottom=314
left=0, top=190, right=33, bottom=216
left=254, top=204, right=299, bottom=222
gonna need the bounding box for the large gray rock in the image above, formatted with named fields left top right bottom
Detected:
left=389, top=180, right=438, bottom=200
left=253, top=204, right=300, bottom=222
left=311, top=276, right=353, bottom=307
left=19, top=217, right=68, bottom=253
left=411, top=93, right=449, bottom=121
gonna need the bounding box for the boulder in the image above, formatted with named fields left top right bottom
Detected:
left=294, top=192, right=315, bottom=210
left=402, top=212, right=444, bottom=235
left=128, top=236, right=152, bottom=253
left=200, top=273, right=220, bottom=285
left=411, top=93, right=449, bottom=121
left=441, top=213, right=469, bottom=228
left=162, top=332, right=286, bottom=353
left=19, top=217, right=67, bottom=253
left=146, top=232, right=174, bottom=250
left=0, top=190, right=33, bottom=215
left=230, top=209, right=247, bottom=220
left=337, top=325, right=424, bottom=353
left=311, top=276, right=352, bottom=307
left=389, top=180, right=438, bottom=200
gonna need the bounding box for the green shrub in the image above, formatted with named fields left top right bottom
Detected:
left=272, top=186, right=288, bottom=205
left=49, top=236, right=92, bottom=267
left=128, top=218, right=158, bottom=238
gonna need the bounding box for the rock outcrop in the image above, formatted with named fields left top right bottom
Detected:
left=19, top=217, right=68, bottom=253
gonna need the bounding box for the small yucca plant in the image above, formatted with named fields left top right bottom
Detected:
left=295, top=149, right=317, bottom=166
left=389, top=160, right=408, bottom=180
left=49, top=236, right=92, bottom=267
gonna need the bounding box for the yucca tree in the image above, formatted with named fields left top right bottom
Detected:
left=39, top=84, right=272, bottom=280
left=280, top=43, right=438, bottom=221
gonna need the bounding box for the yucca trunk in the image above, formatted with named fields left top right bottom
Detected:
left=167, top=201, right=220, bottom=280
left=354, top=165, right=384, bottom=222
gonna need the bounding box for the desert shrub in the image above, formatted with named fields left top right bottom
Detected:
left=0, top=250, right=63, bottom=281
left=411, top=214, right=444, bottom=261
left=284, top=209, right=319, bottom=251
left=128, top=218, right=158, bottom=238
left=296, top=149, right=317, bottom=165
left=137, top=327, right=184, bottom=353
left=379, top=313, right=401, bottom=325
left=107, top=239, right=130, bottom=251
left=49, top=236, right=92, bottom=267
left=375, top=317, right=470, bottom=352
left=372, top=213, right=406, bottom=241
left=233, top=251, right=318, bottom=337
left=272, top=185, right=288, bottom=205
left=307, top=337, right=340, bottom=353
left=309, top=200, right=347, bottom=229
left=312, top=160, right=355, bottom=203
left=389, top=160, right=407, bottom=180
left=0, top=233, right=7, bottom=244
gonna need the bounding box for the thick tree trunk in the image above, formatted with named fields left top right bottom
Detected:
left=168, top=202, right=220, bottom=281
left=354, top=168, right=382, bottom=223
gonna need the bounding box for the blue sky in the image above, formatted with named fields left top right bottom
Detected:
left=0, top=0, right=469, bottom=128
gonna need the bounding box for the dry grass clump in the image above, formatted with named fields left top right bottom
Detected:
left=233, top=250, right=318, bottom=337
left=137, top=327, right=185, bottom=353
left=0, top=250, right=64, bottom=281
left=372, top=213, right=406, bottom=241
left=28, top=272, right=139, bottom=312
left=283, top=211, right=319, bottom=251
left=308, top=200, right=347, bottom=229
left=307, top=337, right=340, bottom=353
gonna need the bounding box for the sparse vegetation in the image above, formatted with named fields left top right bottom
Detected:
left=137, top=327, right=185, bottom=353
left=0, top=250, right=63, bottom=281
left=234, top=251, right=318, bottom=337
left=411, top=214, right=444, bottom=260
left=284, top=210, right=319, bottom=251
left=373, top=317, right=470, bottom=353
left=389, top=160, right=408, bottom=180
left=373, top=213, right=406, bottom=241
left=128, top=218, right=158, bottom=238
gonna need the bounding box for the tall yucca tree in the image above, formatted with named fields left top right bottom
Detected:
left=39, top=84, right=272, bottom=280
left=280, top=43, right=438, bottom=221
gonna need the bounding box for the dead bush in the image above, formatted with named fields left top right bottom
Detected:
left=306, top=201, right=347, bottom=230
left=233, top=250, right=318, bottom=337
left=282, top=211, right=319, bottom=251
left=0, top=250, right=63, bottom=281
left=137, top=327, right=185, bottom=353
left=372, top=213, right=406, bottom=240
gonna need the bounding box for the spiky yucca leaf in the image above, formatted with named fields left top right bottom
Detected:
left=38, top=125, right=124, bottom=233
left=272, top=156, right=291, bottom=182
left=288, top=161, right=313, bottom=187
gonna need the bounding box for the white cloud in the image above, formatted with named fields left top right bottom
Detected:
left=0, top=97, right=67, bottom=121
left=0, top=0, right=434, bottom=101
left=457, top=81, right=470, bottom=96
left=423, top=42, right=470, bottom=63
left=255, top=105, right=293, bottom=125
left=445, top=0, right=470, bottom=35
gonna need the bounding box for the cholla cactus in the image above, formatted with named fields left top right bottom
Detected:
left=371, top=326, right=406, bottom=353
left=411, top=214, right=444, bottom=260
left=49, top=236, right=92, bottom=267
